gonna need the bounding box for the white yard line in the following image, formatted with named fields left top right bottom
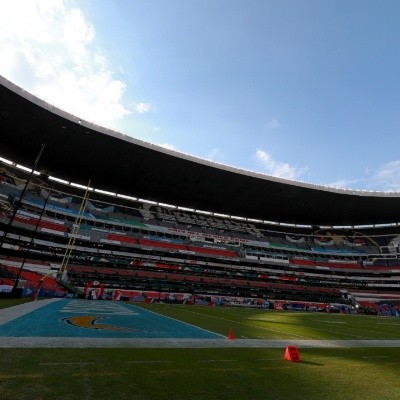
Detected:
left=134, top=305, right=227, bottom=338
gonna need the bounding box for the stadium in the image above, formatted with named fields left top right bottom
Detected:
left=1, top=74, right=400, bottom=399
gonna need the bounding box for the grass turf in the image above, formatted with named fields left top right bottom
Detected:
left=137, top=303, right=400, bottom=340
left=0, top=298, right=31, bottom=310
left=1, top=301, right=400, bottom=399
left=1, top=347, right=400, bottom=400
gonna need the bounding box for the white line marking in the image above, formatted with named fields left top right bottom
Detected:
left=39, top=362, right=95, bottom=365
left=198, top=360, right=237, bottom=363
left=123, top=361, right=171, bottom=364
left=361, top=356, right=389, bottom=359
left=134, top=305, right=226, bottom=338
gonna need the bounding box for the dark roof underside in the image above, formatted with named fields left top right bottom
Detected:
left=1, top=76, right=400, bottom=226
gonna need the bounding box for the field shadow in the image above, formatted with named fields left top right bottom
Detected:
left=300, top=360, right=323, bottom=366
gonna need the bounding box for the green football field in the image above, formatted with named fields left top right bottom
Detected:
left=1, top=301, right=400, bottom=400
left=138, top=303, right=400, bottom=340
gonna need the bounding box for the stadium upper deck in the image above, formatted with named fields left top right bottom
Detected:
left=2, top=159, right=400, bottom=307
left=2, top=75, right=400, bottom=227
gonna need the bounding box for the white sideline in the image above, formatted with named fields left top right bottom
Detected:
left=2, top=337, right=400, bottom=349
left=0, top=298, right=62, bottom=326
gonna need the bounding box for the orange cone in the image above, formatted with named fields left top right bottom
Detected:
left=228, top=327, right=235, bottom=340
left=284, top=346, right=301, bottom=362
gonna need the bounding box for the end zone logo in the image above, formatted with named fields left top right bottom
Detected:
left=62, top=315, right=138, bottom=332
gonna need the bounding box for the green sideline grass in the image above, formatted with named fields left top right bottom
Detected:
left=1, top=347, right=400, bottom=400
left=0, top=298, right=31, bottom=310
left=137, top=303, right=400, bottom=340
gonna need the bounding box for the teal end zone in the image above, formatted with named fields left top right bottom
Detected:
left=0, top=299, right=222, bottom=339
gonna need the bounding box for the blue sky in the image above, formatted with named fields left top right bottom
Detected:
left=1, top=0, right=400, bottom=191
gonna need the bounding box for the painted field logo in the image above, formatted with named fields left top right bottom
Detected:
left=62, top=315, right=138, bottom=332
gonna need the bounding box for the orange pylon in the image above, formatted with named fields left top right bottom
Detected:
left=228, top=327, right=235, bottom=340
left=284, top=346, right=301, bottom=362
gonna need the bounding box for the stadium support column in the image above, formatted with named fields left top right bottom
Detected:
left=0, top=143, right=45, bottom=249
left=57, top=179, right=92, bottom=283
left=11, top=182, right=53, bottom=296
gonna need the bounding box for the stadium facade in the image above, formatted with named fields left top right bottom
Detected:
left=1, top=75, right=400, bottom=313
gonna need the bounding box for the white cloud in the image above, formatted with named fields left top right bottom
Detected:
left=159, top=143, right=177, bottom=151
left=256, top=149, right=308, bottom=180
left=327, top=179, right=359, bottom=189
left=368, top=160, right=400, bottom=191
left=0, top=0, right=130, bottom=125
left=135, top=102, right=152, bottom=114
left=328, top=161, right=400, bottom=192
left=265, top=118, right=281, bottom=130
left=207, top=148, right=224, bottom=162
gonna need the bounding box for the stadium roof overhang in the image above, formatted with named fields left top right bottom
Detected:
left=1, top=75, right=400, bottom=227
